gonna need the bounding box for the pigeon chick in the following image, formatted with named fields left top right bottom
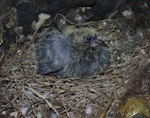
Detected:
left=34, top=27, right=111, bottom=78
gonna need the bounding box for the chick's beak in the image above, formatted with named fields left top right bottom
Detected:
left=90, top=36, right=109, bottom=48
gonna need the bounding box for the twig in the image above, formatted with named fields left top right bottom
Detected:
left=99, top=98, right=114, bottom=118
left=108, top=10, right=118, bottom=19
left=56, top=87, right=70, bottom=118
left=25, top=85, right=60, bottom=118
left=54, top=13, right=95, bottom=26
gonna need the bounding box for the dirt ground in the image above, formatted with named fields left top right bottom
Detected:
left=0, top=5, right=150, bottom=118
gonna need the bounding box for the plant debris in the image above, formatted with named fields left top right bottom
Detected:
left=0, top=2, right=150, bottom=118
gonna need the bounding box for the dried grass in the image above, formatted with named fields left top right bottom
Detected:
left=0, top=14, right=150, bottom=118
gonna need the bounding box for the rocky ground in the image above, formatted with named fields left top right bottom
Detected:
left=0, top=3, right=150, bottom=118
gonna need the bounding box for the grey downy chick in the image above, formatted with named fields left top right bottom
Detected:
left=34, top=29, right=111, bottom=78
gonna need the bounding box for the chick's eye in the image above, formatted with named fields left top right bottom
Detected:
left=87, top=37, right=92, bottom=41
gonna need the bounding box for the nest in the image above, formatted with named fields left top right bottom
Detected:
left=0, top=10, right=150, bottom=118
